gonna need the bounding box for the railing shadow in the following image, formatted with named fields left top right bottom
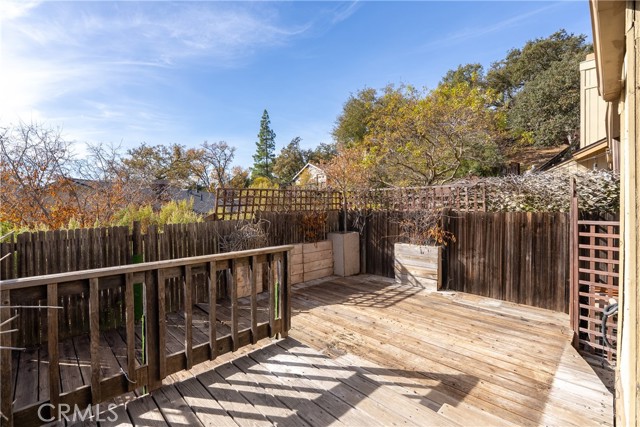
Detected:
left=293, top=275, right=424, bottom=309
left=114, top=338, right=479, bottom=427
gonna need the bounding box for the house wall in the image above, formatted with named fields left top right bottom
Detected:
left=581, top=57, right=609, bottom=149
left=293, top=165, right=327, bottom=187
left=550, top=159, right=586, bottom=173
left=615, top=4, right=639, bottom=425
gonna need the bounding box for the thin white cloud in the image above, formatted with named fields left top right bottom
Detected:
left=0, top=1, right=315, bottom=149
left=417, top=2, right=561, bottom=52
left=331, top=1, right=362, bottom=24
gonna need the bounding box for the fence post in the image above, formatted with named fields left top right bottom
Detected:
left=569, top=177, right=580, bottom=348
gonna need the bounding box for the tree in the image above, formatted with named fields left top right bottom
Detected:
left=362, top=83, right=501, bottom=186
left=0, top=122, right=151, bottom=229
left=0, top=122, right=76, bottom=228
left=322, top=144, right=372, bottom=231
left=485, top=30, right=591, bottom=145
left=251, top=110, right=276, bottom=180
left=228, top=166, right=251, bottom=188
left=249, top=176, right=278, bottom=189
left=332, top=88, right=377, bottom=147
left=123, top=143, right=204, bottom=187
left=508, top=52, right=584, bottom=146
left=307, top=142, right=338, bottom=163
left=200, top=141, right=236, bottom=189
left=440, top=63, right=485, bottom=87
left=273, top=137, right=308, bottom=185
left=73, top=142, right=153, bottom=226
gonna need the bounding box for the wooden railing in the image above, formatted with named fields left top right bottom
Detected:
left=0, top=245, right=292, bottom=426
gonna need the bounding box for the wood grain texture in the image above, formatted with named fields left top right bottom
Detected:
left=443, top=211, right=571, bottom=312
left=89, top=278, right=101, bottom=404
left=288, top=275, right=614, bottom=427
left=0, top=290, right=12, bottom=426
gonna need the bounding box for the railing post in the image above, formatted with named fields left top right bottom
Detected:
left=569, top=177, right=580, bottom=348
left=267, top=254, right=276, bottom=337
left=145, top=270, right=161, bottom=390
left=47, top=284, right=60, bottom=419
left=89, top=278, right=101, bottom=404
left=208, top=261, right=217, bottom=360
left=157, top=268, right=166, bottom=380
left=277, top=253, right=285, bottom=338
left=124, top=273, right=136, bottom=392
left=1, top=289, right=13, bottom=426
left=229, top=261, right=238, bottom=351
left=250, top=256, right=258, bottom=344
left=184, top=265, right=193, bottom=370
left=283, top=250, right=291, bottom=338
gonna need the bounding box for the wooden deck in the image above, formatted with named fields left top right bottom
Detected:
left=17, top=275, right=614, bottom=426
left=10, top=294, right=273, bottom=411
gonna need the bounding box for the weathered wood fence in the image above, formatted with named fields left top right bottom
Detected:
left=0, top=212, right=338, bottom=346
left=353, top=210, right=572, bottom=312
left=354, top=211, right=402, bottom=278
left=442, top=211, right=570, bottom=312
left=0, top=245, right=292, bottom=426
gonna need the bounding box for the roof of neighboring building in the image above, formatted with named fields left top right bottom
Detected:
left=503, top=144, right=569, bottom=172
left=538, top=138, right=609, bottom=172
left=163, top=187, right=216, bottom=215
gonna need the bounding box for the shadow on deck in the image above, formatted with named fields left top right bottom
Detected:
left=12, top=275, right=614, bottom=427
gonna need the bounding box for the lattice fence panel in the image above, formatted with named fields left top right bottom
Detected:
left=576, top=219, right=620, bottom=362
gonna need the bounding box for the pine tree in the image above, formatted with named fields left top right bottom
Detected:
left=252, top=109, right=276, bottom=180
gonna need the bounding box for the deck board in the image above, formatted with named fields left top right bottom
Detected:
left=10, top=275, right=613, bottom=427
left=13, top=348, right=39, bottom=409
left=214, top=361, right=311, bottom=427
left=152, top=385, right=204, bottom=427
left=291, top=282, right=611, bottom=423
left=289, top=276, right=614, bottom=426
left=231, top=351, right=341, bottom=427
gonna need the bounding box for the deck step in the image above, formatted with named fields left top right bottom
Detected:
left=437, top=402, right=516, bottom=427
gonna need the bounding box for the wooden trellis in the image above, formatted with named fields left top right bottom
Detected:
left=213, top=188, right=342, bottom=220
left=569, top=179, right=620, bottom=364
left=213, top=184, right=486, bottom=220
left=347, top=184, right=486, bottom=212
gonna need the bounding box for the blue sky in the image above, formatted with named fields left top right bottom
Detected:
left=1, top=1, right=592, bottom=168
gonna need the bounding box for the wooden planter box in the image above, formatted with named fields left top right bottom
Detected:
left=394, top=243, right=442, bottom=291
left=290, top=240, right=334, bottom=285
left=329, top=232, right=360, bottom=277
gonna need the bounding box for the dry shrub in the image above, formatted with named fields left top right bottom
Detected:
left=398, top=210, right=455, bottom=246
left=219, top=221, right=268, bottom=252
left=302, top=211, right=327, bottom=243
